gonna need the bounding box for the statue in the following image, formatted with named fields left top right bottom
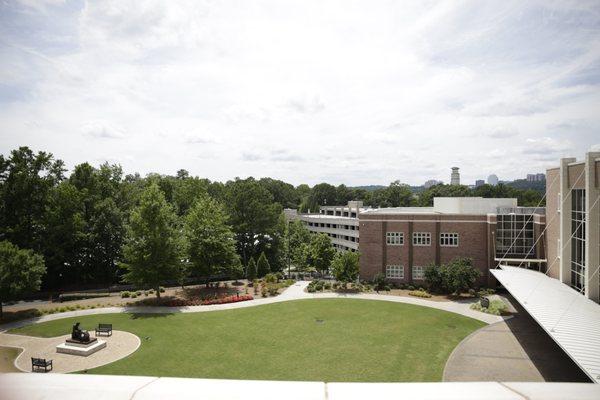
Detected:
left=71, top=322, right=90, bottom=342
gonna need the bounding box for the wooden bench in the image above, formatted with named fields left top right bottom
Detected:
left=95, top=323, right=113, bottom=336
left=31, top=357, right=52, bottom=373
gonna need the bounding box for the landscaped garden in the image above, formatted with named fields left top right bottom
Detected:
left=7, top=298, right=485, bottom=382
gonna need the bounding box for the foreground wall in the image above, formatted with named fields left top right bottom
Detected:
left=1, top=374, right=599, bottom=400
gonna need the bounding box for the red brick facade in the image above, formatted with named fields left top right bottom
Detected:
left=358, top=212, right=546, bottom=286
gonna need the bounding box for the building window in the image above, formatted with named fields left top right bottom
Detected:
left=412, top=265, right=425, bottom=280
left=386, top=265, right=404, bottom=279
left=495, top=214, right=535, bottom=258
left=571, top=189, right=586, bottom=292
left=413, top=232, right=431, bottom=246
left=386, top=232, right=404, bottom=245
left=440, top=233, right=459, bottom=247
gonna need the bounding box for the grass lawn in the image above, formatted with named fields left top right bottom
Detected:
left=9, top=299, right=485, bottom=382
left=0, top=346, right=21, bottom=372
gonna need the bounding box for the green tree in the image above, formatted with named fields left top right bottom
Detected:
left=184, top=195, right=241, bottom=286
left=442, top=257, right=481, bottom=295
left=331, top=251, right=360, bottom=286
left=0, top=147, right=65, bottom=252
left=287, top=220, right=311, bottom=268
left=310, top=234, right=335, bottom=275
left=121, top=183, right=182, bottom=297
left=246, top=257, right=257, bottom=281
left=225, top=178, right=282, bottom=266
left=256, top=251, right=271, bottom=277
left=0, top=241, right=46, bottom=319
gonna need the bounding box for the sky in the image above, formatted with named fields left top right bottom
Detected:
left=1, top=0, right=599, bottom=186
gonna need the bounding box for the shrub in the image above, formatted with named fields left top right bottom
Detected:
left=470, top=299, right=507, bottom=315
left=384, top=285, right=391, bottom=292
left=135, top=291, right=142, bottom=296
left=332, top=282, right=339, bottom=289
left=477, top=288, right=495, bottom=297
left=261, top=285, right=268, bottom=297
left=267, top=284, right=279, bottom=296
left=121, top=291, right=131, bottom=298
left=131, top=293, right=138, bottom=299
left=324, top=282, right=331, bottom=290
left=159, top=287, right=165, bottom=293
left=58, top=292, right=108, bottom=302
left=307, top=286, right=316, bottom=293
left=264, top=273, right=278, bottom=284
left=373, top=273, right=386, bottom=292
left=407, top=285, right=415, bottom=291
left=144, top=291, right=149, bottom=296
left=398, top=283, right=406, bottom=290
left=468, top=288, right=476, bottom=297
left=408, top=290, right=432, bottom=298
left=148, top=289, right=155, bottom=294
left=275, top=272, right=284, bottom=281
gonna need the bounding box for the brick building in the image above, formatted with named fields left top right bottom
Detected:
left=358, top=197, right=546, bottom=286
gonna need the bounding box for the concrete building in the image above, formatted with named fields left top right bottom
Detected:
left=450, top=167, right=460, bottom=185
left=358, top=197, right=546, bottom=286
left=545, top=152, right=600, bottom=302
left=475, top=179, right=485, bottom=188
left=423, top=179, right=443, bottom=189
left=298, top=201, right=368, bottom=251
left=527, top=173, right=546, bottom=182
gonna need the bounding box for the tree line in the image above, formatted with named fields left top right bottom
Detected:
left=0, top=146, right=543, bottom=298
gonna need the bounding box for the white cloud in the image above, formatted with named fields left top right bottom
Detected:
left=0, top=0, right=599, bottom=185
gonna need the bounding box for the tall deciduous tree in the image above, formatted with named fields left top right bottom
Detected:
left=256, top=252, right=271, bottom=278
left=184, top=195, right=241, bottom=286
left=310, top=234, right=335, bottom=275
left=287, top=220, right=311, bottom=269
left=0, top=147, right=65, bottom=251
left=331, top=251, right=360, bottom=285
left=121, top=183, right=182, bottom=297
left=225, top=178, right=282, bottom=266
left=0, top=241, right=46, bottom=319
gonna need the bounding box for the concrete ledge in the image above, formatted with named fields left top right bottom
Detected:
left=0, top=374, right=599, bottom=400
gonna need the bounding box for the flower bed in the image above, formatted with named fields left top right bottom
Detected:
left=159, top=295, right=254, bottom=307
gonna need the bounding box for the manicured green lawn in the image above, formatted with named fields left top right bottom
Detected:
left=9, top=299, right=484, bottom=382
left=0, top=346, right=21, bottom=372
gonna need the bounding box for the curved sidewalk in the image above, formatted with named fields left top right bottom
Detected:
left=1, top=330, right=140, bottom=373
left=0, top=281, right=503, bottom=333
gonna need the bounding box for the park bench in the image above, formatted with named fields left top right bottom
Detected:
left=31, top=357, right=52, bottom=373
left=95, top=323, right=113, bottom=336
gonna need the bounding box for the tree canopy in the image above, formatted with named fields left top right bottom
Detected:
left=0, top=241, right=46, bottom=318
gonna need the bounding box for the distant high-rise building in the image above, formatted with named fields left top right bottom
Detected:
left=423, top=179, right=443, bottom=189
left=475, top=179, right=485, bottom=188
left=487, top=174, right=499, bottom=186
left=526, top=173, right=546, bottom=182
left=450, top=167, right=460, bottom=186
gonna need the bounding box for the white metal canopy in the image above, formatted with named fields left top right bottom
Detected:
left=492, top=266, right=600, bottom=384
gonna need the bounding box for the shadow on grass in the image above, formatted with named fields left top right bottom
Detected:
left=129, top=313, right=172, bottom=320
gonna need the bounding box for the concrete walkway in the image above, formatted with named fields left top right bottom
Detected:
left=443, top=296, right=591, bottom=383
left=0, top=281, right=503, bottom=334
left=1, top=330, right=140, bottom=373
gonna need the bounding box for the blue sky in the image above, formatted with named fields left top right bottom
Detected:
left=1, top=0, right=599, bottom=186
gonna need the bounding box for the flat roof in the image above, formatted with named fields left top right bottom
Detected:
left=361, top=207, right=436, bottom=215
left=491, top=266, right=600, bottom=383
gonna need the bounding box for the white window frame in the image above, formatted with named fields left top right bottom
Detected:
left=412, top=265, right=425, bottom=280
left=386, top=232, right=404, bottom=246
left=386, top=265, right=404, bottom=279
left=440, top=232, right=459, bottom=247
left=412, top=232, right=431, bottom=246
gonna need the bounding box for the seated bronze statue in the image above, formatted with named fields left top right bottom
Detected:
left=71, top=322, right=90, bottom=342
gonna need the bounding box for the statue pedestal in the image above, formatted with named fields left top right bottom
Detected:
left=56, top=339, right=106, bottom=356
